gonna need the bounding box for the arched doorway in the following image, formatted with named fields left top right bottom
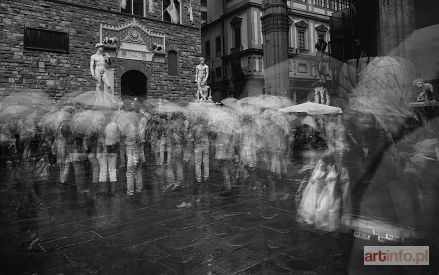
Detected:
left=121, top=70, right=147, bottom=99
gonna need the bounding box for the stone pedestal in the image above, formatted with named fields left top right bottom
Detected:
left=95, top=68, right=117, bottom=106
left=104, top=68, right=115, bottom=98
left=261, top=0, right=290, bottom=96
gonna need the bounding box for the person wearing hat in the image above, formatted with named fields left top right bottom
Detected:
left=90, top=43, right=112, bottom=101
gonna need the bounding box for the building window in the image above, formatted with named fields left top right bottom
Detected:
left=205, top=41, right=211, bottom=60
left=168, top=50, right=178, bottom=76
left=329, top=0, right=350, bottom=11
left=298, top=31, right=306, bottom=50
left=24, top=27, right=69, bottom=53
left=230, top=17, right=243, bottom=50
left=298, top=63, right=308, bottom=73
left=314, top=0, right=325, bottom=8
left=163, top=0, right=181, bottom=24
left=201, top=0, right=207, bottom=6
left=215, top=67, right=222, bottom=78
left=121, top=0, right=145, bottom=16
left=215, top=36, right=221, bottom=57
left=318, top=34, right=325, bottom=42
left=201, top=11, right=207, bottom=21
left=234, top=27, right=241, bottom=49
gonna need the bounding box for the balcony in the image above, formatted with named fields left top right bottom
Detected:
left=230, top=45, right=243, bottom=54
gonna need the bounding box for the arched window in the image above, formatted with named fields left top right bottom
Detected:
left=168, top=50, right=178, bottom=75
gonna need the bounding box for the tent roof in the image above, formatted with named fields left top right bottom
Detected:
left=279, top=101, right=343, bottom=115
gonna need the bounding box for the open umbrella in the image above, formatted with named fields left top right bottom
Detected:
left=207, top=107, right=241, bottom=134
left=19, top=108, right=49, bottom=138
left=260, top=109, right=290, bottom=133
left=40, top=110, right=72, bottom=134
left=258, top=95, right=294, bottom=109
left=238, top=96, right=266, bottom=107
left=221, top=97, right=238, bottom=107
left=238, top=95, right=294, bottom=109
left=113, top=110, right=141, bottom=136
left=70, top=110, right=110, bottom=136
left=104, top=121, right=120, bottom=146
left=0, top=105, right=31, bottom=134
left=348, top=56, right=417, bottom=135
left=227, top=102, right=261, bottom=116
left=153, top=101, right=187, bottom=115
left=0, top=105, right=29, bottom=118
left=279, top=102, right=343, bottom=116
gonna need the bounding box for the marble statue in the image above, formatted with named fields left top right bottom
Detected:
left=413, top=78, right=435, bottom=102
left=315, top=36, right=327, bottom=76
left=90, top=43, right=116, bottom=104
left=195, top=57, right=211, bottom=102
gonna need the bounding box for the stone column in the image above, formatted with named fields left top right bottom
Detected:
left=261, top=0, right=290, bottom=96
left=379, top=0, right=415, bottom=57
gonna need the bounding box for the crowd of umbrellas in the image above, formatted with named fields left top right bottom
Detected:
left=0, top=89, right=344, bottom=206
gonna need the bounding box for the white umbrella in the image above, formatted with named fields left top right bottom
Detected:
left=280, top=102, right=342, bottom=116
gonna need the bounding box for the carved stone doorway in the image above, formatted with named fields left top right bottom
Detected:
left=121, top=70, right=147, bottom=99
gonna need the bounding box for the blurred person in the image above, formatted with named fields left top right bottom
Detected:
left=192, top=116, right=210, bottom=183
left=215, top=132, right=236, bottom=195
left=97, top=121, right=120, bottom=194
left=341, top=56, right=438, bottom=274
left=70, top=133, right=89, bottom=204
left=160, top=115, right=172, bottom=165
left=239, top=115, right=258, bottom=178
left=86, top=133, right=99, bottom=186
left=125, top=121, right=145, bottom=196
left=183, top=117, right=194, bottom=163
left=52, top=122, right=72, bottom=185
left=169, top=115, right=185, bottom=190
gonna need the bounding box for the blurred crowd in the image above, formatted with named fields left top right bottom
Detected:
left=2, top=57, right=439, bottom=271
left=1, top=93, right=337, bottom=208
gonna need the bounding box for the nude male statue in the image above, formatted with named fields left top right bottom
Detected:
left=90, top=43, right=112, bottom=102
left=195, top=57, right=210, bottom=101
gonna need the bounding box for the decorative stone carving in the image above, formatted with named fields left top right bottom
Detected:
left=100, top=18, right=166, bottom=62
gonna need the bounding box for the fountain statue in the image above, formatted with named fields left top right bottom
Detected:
left=312, top=75, right=330, bottom=105
left=90, top=43, right=117, bottom=106
left=195, top=57, right=212, bottom=103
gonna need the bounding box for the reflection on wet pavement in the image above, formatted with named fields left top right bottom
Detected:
left=0, top=163, right=348, bottom=274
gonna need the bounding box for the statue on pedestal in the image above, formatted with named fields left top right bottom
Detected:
left=413, top=78, right=435, bottom=102
left=315, top=36, right=328, bottom=76
left=90, top=43, right=116, bottom=104
left=195, top=57, right=211, bottom=102
left=312, top=75, right=330, bottom=105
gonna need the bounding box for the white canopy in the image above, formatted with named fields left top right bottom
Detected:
left=279, top=101, right=343, bottom=115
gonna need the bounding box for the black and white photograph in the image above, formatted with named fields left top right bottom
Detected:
left=0, top=0, right=439, bottom=274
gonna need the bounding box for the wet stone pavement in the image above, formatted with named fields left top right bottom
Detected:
left=0, top=162, right=348, bottom=274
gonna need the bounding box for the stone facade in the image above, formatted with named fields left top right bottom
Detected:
left=0, top=0, right=201, bottom=103
left=201, top=0, right=338, bottom=102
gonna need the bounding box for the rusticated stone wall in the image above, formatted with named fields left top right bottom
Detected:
left=0, top=0, right=201, bottom=103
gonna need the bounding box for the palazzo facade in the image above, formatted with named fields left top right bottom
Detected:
left=0, top=0, right=202, bottom=103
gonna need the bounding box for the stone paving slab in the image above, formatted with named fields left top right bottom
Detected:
left=0, top=165, right=349, bottom=274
